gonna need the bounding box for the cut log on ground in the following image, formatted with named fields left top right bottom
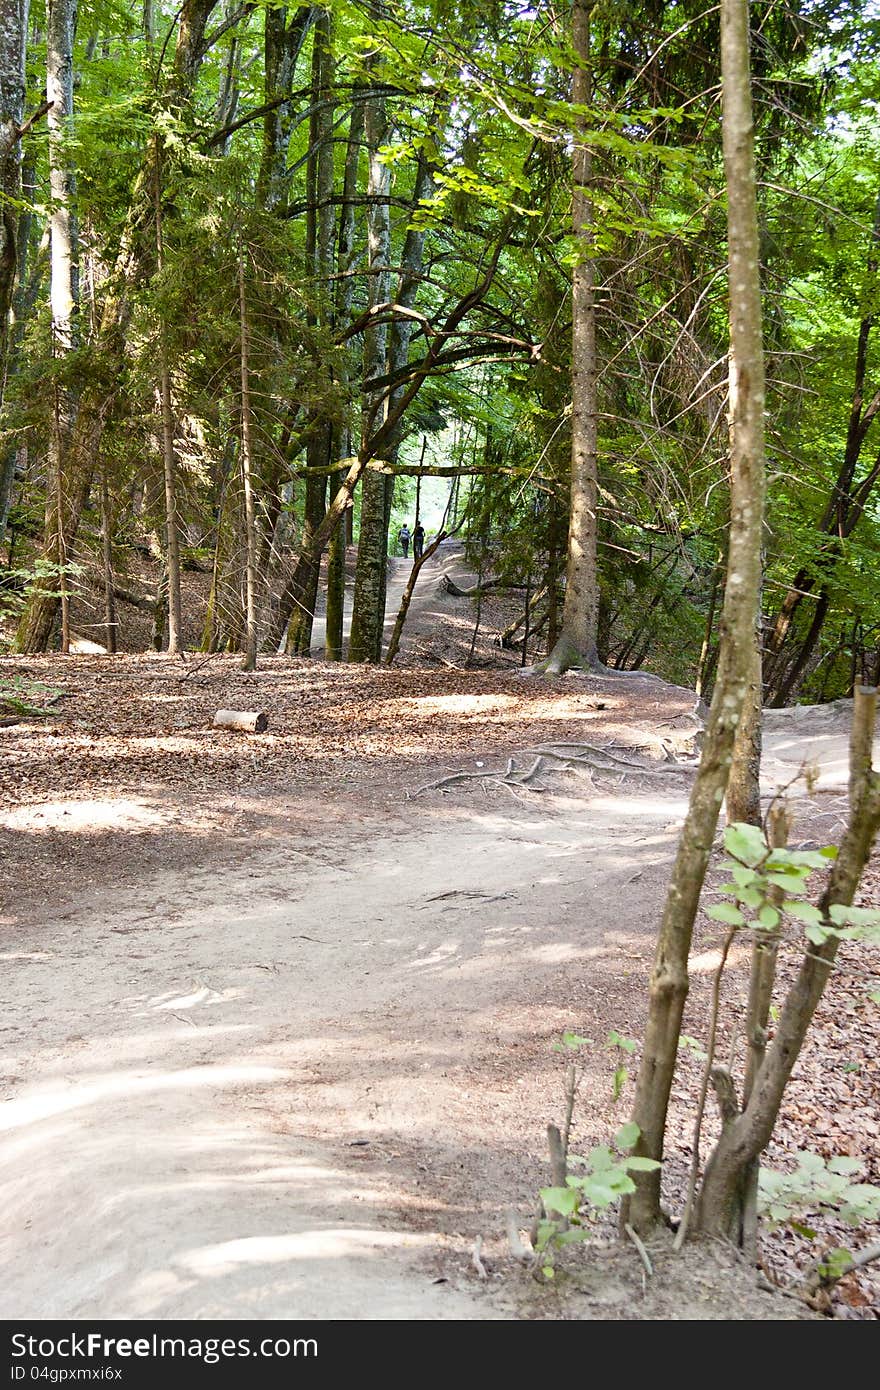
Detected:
left=213, top=709, right=269, bottom=733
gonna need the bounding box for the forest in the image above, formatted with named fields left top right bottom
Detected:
left=1, top=0, right=879, bottom=1334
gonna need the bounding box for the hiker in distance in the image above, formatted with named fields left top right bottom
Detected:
left=398, top=524, right=411, bottom=558
left=413, top=522, right=425, bottom=561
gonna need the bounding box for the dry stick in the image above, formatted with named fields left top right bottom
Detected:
left=674, top=926, right=739, bottom=1251
left=624, top=1222, right=654, bottom=1278
left=803, top=1239, right=880, bottom=1296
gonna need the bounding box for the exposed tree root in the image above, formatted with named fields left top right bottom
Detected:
left=412, top=740, right=696, bottom=797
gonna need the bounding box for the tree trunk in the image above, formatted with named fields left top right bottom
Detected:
left=100, top=469, right=117, bottom=652
left=287, top=10, right=333, bottom=656
left=0, top=0, right=28, bottom=401
left=43, top=0, right=79, bottom=654
left=155, top=144, right=182, bottom=657
left=696, top=711, right=880, bottom=1236
left=349, top=40, right=392, bottom=664
left=626, top=0, right=767, bottom=1233
left=543, top=0, right=600, bottom=676
left=726, top=628, right=762, bottom=824
left=256, top=6, right=313, bottom=211
left=238, top=251, right=258, bottom=670
left=324, top=98, right=363, bottom=661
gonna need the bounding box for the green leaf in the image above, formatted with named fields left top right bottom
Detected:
left=757, top=905, right=780, bottom=929
left=724, top=823, right=767, bottom=866
left=818, top=1249, right=853, bottom=1280
left=561, top=1031, right=594, bottom=1050
left=623, top=1156, right=662, bottom=1172
left=784, top=901, right=823, bottom=924
left=614, top=1121, right=640, bottom=1150
left=827, top=1156, right=862, bottom=1175
left=541, top=1186, right=579, bottom=1218
left=706, top=903, right=746, bottom=926
left=588, top=1146, right=615, bottom=1173
left=737, top=887, right=764, bottom=909
left=612, top=1065, right=628, bottom=1102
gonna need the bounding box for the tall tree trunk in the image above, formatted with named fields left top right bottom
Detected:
left=45, top=0, right=79, bottom=654
left=154, top=143, right=182, bottom=655
left=543, top=0, right=601, bottom=676
left=286, top=9, right=333, bottom=656
left=625, top=0, right=767, bottom=1233
left=0, top=0, right=28, bottom=396
left=348, top=32, right=392, bottom=664
left=256, top=6, right=313, bottom=211
left=324, top=98, right=364, bottom=660
left=239, top=250, right=258, bottom=670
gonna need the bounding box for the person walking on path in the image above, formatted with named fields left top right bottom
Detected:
left=398, top=524, right=411, bottom=558
left=412, top=522, right=425, bottom=561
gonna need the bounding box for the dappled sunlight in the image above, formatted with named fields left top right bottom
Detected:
left=178, top=1228, right=433, bottom=1279
left=149, top=984, right=239, bottom=1013
left=690, top=944, right=752, bottom=974
left=0, top=798, right=169, bottom=833
left=0, top=1064, right=291, bottom=1135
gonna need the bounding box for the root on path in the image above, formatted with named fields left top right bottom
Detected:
left=412, top=740, right=698, bottom=797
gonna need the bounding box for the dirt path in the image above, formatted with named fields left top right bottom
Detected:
left=1, top=767, right=696, bottom=1318
left=308, top=541, right=477, bottom=658
left=1, top=655, right=877, bottom=1320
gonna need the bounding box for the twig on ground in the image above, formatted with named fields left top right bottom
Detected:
left=624, top=1222, right=654, bottom=1278
left=472, top=1236, right=489, bottom=1280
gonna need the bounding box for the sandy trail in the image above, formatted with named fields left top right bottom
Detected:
left=1, top=679, right=875, bottom=1320
left=308, top=541, right=470, bottom=657
left=1, top=774, right=690, bottom=1319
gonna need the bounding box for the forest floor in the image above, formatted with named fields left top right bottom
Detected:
left=1, top=548, right=878, bottom=1321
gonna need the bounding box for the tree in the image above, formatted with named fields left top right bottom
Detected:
left=627, top=0, right=768, bottom=1234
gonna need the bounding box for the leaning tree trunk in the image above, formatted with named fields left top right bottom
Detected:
left=543, top=0, right=601, bottom=676
left=625, top=0, right=767, bottom=1233
left=764, top=190, right=880, bottom=707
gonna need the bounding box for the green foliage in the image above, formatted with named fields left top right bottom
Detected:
left=759, top=1152, right=880, bottom=1234
left=0, top=675, right=62, bottom=719
left=536, top=1122, right=660, bottom=1277
left=711, top=822, right=880, bottom=953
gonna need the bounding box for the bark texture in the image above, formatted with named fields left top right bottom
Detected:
left=544, top=0, right=600, bottom=675
left=626, top=0, right=766, bottom=1232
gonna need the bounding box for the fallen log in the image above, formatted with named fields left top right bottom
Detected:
left=213, top=709, right=269, bottom=733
